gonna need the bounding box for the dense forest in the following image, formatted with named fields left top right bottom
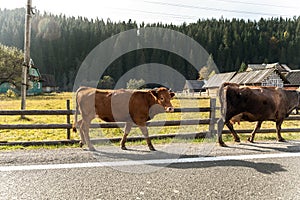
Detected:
left=0, top=8, right=300, bottom=91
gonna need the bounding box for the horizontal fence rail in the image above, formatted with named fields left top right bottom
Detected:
left=0, top=99, right=299, bottom=146
left=0, top=110, right=73, bottom=115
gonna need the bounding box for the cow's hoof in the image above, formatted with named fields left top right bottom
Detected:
left=149, top=146, right=156, bottom=151
left=88, top=146, right=96, bottom=151
left=278, top=138, right=286, bottom=142
left=247, top=137, right=254, bottom=143
left=121, top=146, right=127, bottom=150
left=219, top=142, right=228, bottom=147
left=234, top=138, right=241, bottom=143
left=79, top=141, right=84, bottom=148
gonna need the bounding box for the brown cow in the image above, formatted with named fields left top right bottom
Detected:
left=218, top=82, right=300, bottom=147
left=73, top=87, right=175, bottom=151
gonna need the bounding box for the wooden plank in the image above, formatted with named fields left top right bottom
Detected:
left=0, top=110, right=73, bottom=115
left=173, top=107, right=211, bottom=112
left=0, top=107, right=212, bottom=115
left=89, top=119, right=211, bottom=128
left=0, top=124, right=72, bottom=129
left=0, top=119, right=211, bottom=130
left=222, top=128, right=300, bottom=134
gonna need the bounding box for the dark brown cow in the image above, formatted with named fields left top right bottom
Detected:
left=73, top=87, right=175, bottom=151
left=218, top=82, right=300, bottom=147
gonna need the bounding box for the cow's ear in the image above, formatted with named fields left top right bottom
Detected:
left=170, top=92, right=175, bottom=98
left=150, top=89, right=158, bottom=98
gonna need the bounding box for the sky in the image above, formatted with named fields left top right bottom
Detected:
left=0, top=0, right=299, bottom=25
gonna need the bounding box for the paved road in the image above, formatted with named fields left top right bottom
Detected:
left=1, top=140, right=300, bottom=199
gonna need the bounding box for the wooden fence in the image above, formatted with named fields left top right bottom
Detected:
left=0, top=99, right=300, bottom=145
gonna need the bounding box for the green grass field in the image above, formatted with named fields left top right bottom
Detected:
left=0, top=92, right=299, bottom=148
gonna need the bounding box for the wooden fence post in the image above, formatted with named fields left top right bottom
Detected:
left=66, top=100, right=71, bottom=139
left=208, top=98, right=216, bottom=138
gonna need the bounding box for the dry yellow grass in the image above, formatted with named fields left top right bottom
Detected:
left=0, top=93, right=299, bottom=143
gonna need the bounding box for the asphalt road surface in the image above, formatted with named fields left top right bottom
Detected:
left=1, top=140, right=300, bottom=199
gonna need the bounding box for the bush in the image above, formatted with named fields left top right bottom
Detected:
left=126, top=79, right=145, bottom=89
left=6, top=89, right=18, bottom=98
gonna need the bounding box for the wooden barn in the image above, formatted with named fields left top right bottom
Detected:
left=203, top=63, right=293, bottom=97
left=247, top=62, right=291, bottom=75
left=229, top=68, right=288, bottom=88
left=41, top=74, right=58, bottom=93
left=202, top=72, right=236, bottom=97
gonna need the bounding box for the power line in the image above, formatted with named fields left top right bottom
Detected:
left=143, top=1, right=292, bottom=17
left=110, top=7, right=198, bottom=20
left=214, top=0, right=299, bottom=9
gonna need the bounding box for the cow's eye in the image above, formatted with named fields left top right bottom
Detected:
left=160, top=97, right=164, bottom=101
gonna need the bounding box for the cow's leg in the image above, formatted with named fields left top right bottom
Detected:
left=81, top=119, right=96, bottom=151
left=276, top=120, right=285, bottom=142
left=217, top=118, right=226, bottom=147
left=78, top=119, right=85, bottom=147
left=226, top=122, right=240, bottom=143
left=139, top=126, right=155, bottom=151
left=120, top=122, right=133, bottom=150
left=248, top=121, right=262, bottom=143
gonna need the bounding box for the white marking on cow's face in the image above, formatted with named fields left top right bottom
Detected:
left=166, top=106, right=174, bottom=112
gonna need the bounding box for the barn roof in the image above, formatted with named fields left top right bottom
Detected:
left=203, top=72, right=236, bottom=88
left=230, top=68, right=272, bottom=84
left=285, top=70, right=300, bottom=86
left=230, top=68, right=289, bottom=85
left=247, top=62, right=291, bottom=73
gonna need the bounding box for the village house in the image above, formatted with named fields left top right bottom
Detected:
left=41, top=74, right=58, bottom=93
left=203, top=63, right=297, bottom=97
left=183, top=80, right=207, bottom=96
left=285, top=70, right=300, bottom=89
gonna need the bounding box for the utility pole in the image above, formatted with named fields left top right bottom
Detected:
left=21, top=0, right=32, bottom=119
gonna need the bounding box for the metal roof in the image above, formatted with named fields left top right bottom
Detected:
left=203, top=72, right=236, bottom=88
left=184, top=80, right=206, bottom=90
left=229, top=68, right=274, bottom=84
left=286, top=70, right=300, bottom=85
left=247, top=62, right=291, bottom=73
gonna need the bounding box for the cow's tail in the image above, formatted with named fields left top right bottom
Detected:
left=72, top=90, right=79, bottom=133
left=72, top=87, right=85, bottom=133
left=218, top=82, right=229, bottom=121
left=72, top=102, right=78, bottom=133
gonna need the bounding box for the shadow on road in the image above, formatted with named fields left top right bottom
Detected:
left=91, top=144, right=289, bottom=174
left=238, top=141, right=300, bottom=153
left=166, top=159, right=287, bottom=174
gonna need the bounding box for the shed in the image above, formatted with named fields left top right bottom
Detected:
left=41, top=74, right=58, bottom=93
left=183, top=80, right=206, bottom=95
left=203, top=72, right=236, bottom=97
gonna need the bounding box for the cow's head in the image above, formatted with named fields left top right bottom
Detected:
left=151, top=87, right=175, bottom=112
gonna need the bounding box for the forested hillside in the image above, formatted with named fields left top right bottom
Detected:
left=1, top=8, right=299, bottom=90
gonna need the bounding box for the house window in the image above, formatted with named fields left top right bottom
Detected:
left=262, top=74, right=283, bottom=87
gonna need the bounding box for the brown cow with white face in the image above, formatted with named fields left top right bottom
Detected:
left=73, top=87, right=175, bottom=151
left=218, top=82, right=300, bottom=147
